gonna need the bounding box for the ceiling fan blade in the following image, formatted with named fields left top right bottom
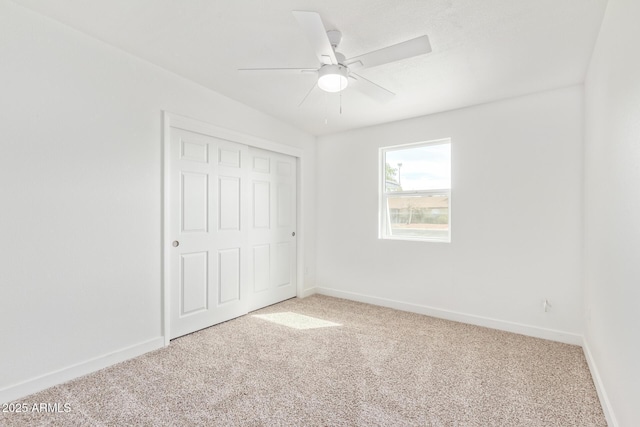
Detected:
left=350, top=73, right=395, bottom=103
left=346, top=35, right=431, bottom=70
left=298, top=81, right=319, bottom=107
left=238, top=67, right=317, bottom=74
left=292, top=11, right=337, bottom=65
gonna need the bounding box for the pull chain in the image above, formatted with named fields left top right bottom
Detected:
left=324, top=91, right=328, bottom=125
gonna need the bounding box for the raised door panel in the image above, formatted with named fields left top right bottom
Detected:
left=180, top=252, right=208, bottom=315
left=276, top=161, right=292, bottom=177
left=253, top=156, right=270, bottom=173
left=181, top=139, right=209, bottom=163
left=252, top=244, right=270, bottom=293
left=252, top=181, right=270, bottom=229
left=182, top=172, right=208, bottom=233
left=219, top=248, right=240, bottom=304
left=276, top=183, right=292, bottom=228
left=219, top=147, right=241, bottom=168
left=219, top=177, right=240, bottom=231
left=275, top=242, right=291, bottom=287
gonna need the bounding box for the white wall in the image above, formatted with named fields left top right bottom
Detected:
left=584, top=0, right=640, bottom=424
left=316, top=86, right=584, bottom=342
left=0, top=0, right=315, bottom=403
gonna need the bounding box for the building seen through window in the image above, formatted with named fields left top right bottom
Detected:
left=380, top=139, right=451, bottom=242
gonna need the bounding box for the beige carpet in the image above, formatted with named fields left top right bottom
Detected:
left=1, top=295, right=606, bottom=426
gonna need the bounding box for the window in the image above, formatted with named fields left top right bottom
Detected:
left=379, top=139, right=451, bottom=242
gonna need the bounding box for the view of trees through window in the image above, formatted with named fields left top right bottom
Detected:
left=381, top=140, right=451, bottom=241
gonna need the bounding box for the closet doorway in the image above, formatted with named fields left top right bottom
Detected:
left=163, top=113, right=299, bottom=340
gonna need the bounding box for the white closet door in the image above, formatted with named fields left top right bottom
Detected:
left=248, top=147, right=297, bottom=311
left=169, top=127, right=249, bottom=339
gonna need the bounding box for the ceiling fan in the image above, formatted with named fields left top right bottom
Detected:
left=239, top=11, right=432, bottom=106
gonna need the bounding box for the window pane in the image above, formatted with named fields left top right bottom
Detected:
left=387, top=194, right=449, bottom=240
left=385, top=143, right=450, bottom=191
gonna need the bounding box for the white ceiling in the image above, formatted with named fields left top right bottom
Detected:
left=12, top=0, right=607, bottom=136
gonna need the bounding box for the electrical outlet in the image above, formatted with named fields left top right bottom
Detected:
left=543, top=299, right=552, bottom=313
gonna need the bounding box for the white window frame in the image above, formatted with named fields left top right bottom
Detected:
left=379, top=138, right=451, bottom=243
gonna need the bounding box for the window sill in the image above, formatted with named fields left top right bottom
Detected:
left=379, top=235, right=450, bottom=243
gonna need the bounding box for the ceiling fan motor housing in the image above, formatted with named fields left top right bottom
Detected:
left=318, top=64, right=349, bottom=92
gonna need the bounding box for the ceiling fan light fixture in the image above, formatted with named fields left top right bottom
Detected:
left=317, top=64, right=349, bottom=92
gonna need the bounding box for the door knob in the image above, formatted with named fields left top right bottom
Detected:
left=172, top=241, right=180, bottom=247
left=292, top=232, right=296, bottom=237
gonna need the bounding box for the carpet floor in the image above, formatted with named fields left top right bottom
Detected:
left=1, top=295, right=606, bottom=426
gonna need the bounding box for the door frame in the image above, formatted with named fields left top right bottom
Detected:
left=162, top=111, right=305, bottom=346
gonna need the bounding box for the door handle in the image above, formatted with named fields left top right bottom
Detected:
left=292, top=232, right=296, bottom=237
left=172, top=241, right=180, bottom=247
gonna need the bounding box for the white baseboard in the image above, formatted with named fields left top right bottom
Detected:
left=315, top=287, right=583, bottom=345
left=582, top=338, right=618, bottom=427
left=299, top=286, right=318, bottom=298
left=0, top=337, right=164, bottom=404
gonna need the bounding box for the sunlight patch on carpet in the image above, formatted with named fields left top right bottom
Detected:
left=252, top=312, right=341, bottom=329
